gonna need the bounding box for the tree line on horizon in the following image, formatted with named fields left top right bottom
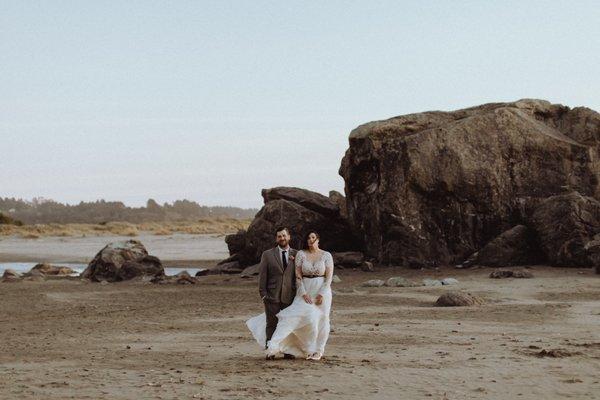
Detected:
left=0, top=197, right=258, bottom=224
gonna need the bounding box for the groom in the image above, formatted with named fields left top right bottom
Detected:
left=258, top=226, right=297, bottom=360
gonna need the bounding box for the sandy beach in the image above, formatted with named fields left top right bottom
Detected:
left=1, top=266, right=598, bottom=399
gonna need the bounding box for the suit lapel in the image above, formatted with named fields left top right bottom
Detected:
left=273, top=247, right=284, bottom=272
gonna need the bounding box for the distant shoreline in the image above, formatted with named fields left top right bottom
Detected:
left=0, top=218, right=251, bottom=239
left=0, top=232, right=231, bottom=264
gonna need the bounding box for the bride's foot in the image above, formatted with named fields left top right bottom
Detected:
left=306, top=352, right=322, bottom=360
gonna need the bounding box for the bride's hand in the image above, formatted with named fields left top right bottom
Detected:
left=315, top=294, right=323, bottom=305
left=302, top=294, right=313, bottom=304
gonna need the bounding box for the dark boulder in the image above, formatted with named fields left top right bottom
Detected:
left=529, top=191, right=600, bottom=267
left=339, top=99, right=600, bottom=266
left=81, top=240, right=164, bottom=282
left=228, top=187, right=361, bottom=266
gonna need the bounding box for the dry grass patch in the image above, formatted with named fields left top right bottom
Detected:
left=0, top=218, right=252, bottom=238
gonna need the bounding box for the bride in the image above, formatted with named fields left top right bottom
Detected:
left=246, top=230, right=334, bottom=360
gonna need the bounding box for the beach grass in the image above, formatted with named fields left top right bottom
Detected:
left=0, top=218, right=251, bottom=238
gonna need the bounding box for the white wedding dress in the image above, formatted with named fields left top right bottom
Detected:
left=246, top=249, right=334, bottom=358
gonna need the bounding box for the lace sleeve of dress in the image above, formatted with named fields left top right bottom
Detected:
left=295, top=250, right=307, bottom=297
left=318, top=252, right=334, bottom=296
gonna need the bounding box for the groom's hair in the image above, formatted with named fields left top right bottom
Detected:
left=275, top=226, right=290, bottom=235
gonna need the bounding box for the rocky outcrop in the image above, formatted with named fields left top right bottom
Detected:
left=340, top=99, right=600, bottom=267
left=81, top=240, right=164, bottom=282
left=529, top=192, right=600, bottom=267
left=225, top=187, right=360, bottom=266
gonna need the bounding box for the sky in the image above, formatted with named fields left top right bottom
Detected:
left=1, top=1, right=599, bottom=208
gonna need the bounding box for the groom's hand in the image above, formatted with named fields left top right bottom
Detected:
left=302, top=294, right=313, bottom=304
left=315, top=294, right=323, bottom=305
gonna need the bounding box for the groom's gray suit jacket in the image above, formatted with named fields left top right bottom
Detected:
left=258, top=247, right=298, bottom=305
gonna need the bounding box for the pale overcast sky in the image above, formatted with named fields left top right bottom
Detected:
left=1, top=1, right=599, bottom=208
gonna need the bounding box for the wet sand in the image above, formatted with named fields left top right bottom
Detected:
left=1, top=266, right=599, bottom=399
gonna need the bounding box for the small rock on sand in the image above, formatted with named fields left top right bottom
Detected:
left=435, top=291, right=485, bottom=307
left=2, top=269, right=21, bottom=282
left=360, top=261, right=374, bottom=272
left=534, top=348, right=579, bottom=358
left=384, top=277, right=417, bottom=287
left=362, top=279, right=385, bottom=287
left=489, top=269, right=533, bottom=279
left=175, top=271, right=197, bottom=284
left=423, top=279, right=442, bottom=286
left=441, top=278, right=459, bottom=285
left=31, top=263, right=75, bottom=276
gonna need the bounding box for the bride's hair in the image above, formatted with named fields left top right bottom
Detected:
left=302, top=231, right=320, bottom=250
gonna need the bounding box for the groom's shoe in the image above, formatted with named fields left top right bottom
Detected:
left=283, top=353, right=295, bottom=360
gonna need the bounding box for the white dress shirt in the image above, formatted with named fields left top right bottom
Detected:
left=277, top=245, right=290, bottom=267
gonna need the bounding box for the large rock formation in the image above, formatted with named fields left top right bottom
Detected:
left=339, top=99, right=600, bottom=267
left=81, top=240, right=164, bottom=282
left=226, top=187, right=360, bottom=266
